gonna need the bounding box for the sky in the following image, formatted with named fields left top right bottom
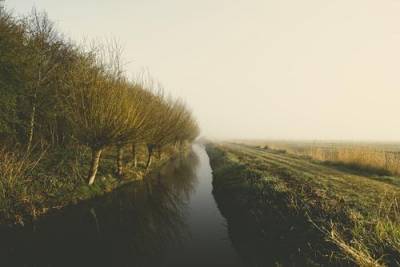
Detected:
left=7, top=0, right=400, bottom=141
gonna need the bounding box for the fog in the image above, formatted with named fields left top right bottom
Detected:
left=9, top=0, right=400, bottom=141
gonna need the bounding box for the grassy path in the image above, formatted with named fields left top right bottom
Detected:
left=224, top=143, right=400, bottom=212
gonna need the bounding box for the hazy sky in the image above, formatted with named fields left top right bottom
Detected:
left=7, top=0, right=400, bottom=141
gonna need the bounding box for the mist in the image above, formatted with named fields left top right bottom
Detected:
left=9, top=0, right=400, bottom=141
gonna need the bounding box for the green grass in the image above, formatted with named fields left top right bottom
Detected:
left=207, top=143, right=400, bottom=266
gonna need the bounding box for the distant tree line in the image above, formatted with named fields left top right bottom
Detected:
left=0, top=9, right=199, bottom=185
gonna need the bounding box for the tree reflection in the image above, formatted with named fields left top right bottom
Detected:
left=1, top=151, right=199, bottom=267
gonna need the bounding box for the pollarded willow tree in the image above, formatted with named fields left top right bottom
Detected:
left=174, top=114, right=200, bottom=148
left=114, top=82, right=155, bottom=177
left=0, top=7, right=200, bottom=189
left=143, top=95, right=175, bottom=169
left=143, top=96, right=199, bottom=170
left=63, top=47, right=151, bottom=184
left=128, top=88, right=157, bottom=168
left=169, top=103, right=199, bottom=148
left=62, top=40, right=200, bottom=185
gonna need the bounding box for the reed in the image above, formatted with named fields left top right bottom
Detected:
left=266, top=143, right=400, bottom=176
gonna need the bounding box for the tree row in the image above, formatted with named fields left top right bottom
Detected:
left=0, top=9, right=199, bottom=184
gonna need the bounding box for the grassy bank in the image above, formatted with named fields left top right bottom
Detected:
left=207, top=143, right=400, bottom=266
left=0, top=144, right=188, bottom=226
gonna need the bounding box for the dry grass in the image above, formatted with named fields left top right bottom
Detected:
left=297, top=147, right=400, bottom=176
left=241, top=140, right=400, bottom=176
left=326, top=195, right=400, bottom=266
left=0, top=147, right=39, bottom=224
left=329, top=224, right=385, bottom=267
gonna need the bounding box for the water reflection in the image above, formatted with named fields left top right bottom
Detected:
left=1, top=150, right=199, bottom=267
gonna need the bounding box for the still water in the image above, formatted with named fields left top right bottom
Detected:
left=2, top=144, right=245, bottom=267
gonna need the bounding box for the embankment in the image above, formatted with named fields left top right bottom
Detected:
left=207, top=143, right=400, bottom=266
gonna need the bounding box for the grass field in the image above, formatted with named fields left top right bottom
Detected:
left=207, top=143, right=400, bottom=266
left=232, top=140, right=400, bottom=177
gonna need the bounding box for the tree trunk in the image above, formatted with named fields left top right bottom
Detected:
left=116, top=146, right=123, bottom=176
left=26, top=96, right=36, bottom=152
left=145, top=145, right=153, bottom=170
left=131, top=144, right=137, bottom=168
left=27, top=67, right=40, bottom=152
left=157, top=146, right=162, bottom=159
left=88, top=148, right=102, bottom=185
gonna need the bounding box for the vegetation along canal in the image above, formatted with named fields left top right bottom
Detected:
left=1, top=144, right=244, bottom=266
left=2, top=143, right=339, bottom=266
